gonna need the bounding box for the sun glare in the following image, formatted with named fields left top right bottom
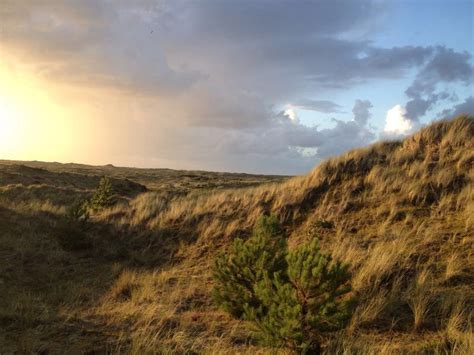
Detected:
left=0, top=94, right=25, bottom=156
left=0, top=60, right=79, bottom=161
left=0, top=98, right=19, bottom=145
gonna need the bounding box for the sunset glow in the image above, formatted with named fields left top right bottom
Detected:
left=0, top=61, right=80, bottom=162
left=0, top=97, right=21, bottom=151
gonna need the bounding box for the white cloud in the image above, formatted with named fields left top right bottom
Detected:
left=283, top=107, right=299, bottom=123
left=384, top=104, right=414, bottom=136
left=294, top=147, right=318, bottom=157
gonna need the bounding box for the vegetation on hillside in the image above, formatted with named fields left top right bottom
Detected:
left=88, top=176, right=117, bottom=211
left=214, top=215, right=355, bottom=353
left=0, top=116, right=472, bottom=353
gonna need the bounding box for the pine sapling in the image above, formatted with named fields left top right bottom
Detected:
left=89, top=176, right=116, bottom=211
left=213, top=215, right=356, bottom=354
left=213, top=215, right=287, bottom=318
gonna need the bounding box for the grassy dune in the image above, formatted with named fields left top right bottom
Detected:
left=0, top=116, right=473, bottom=353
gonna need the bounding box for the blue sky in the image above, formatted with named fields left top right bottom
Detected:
left=1, top=0, right=473, bottom=174
left=376, top=0, right=472, bottom=52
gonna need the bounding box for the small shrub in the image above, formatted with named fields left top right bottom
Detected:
left=56, top=200, right=92, bottom=250
left=89, top=176, right=116, bottom=211
left=213, top=215, right=287, bottom=318
left=213, top=215, right=355, bottom=353
left=55, top=177, right=116, bottom=250
left=66, top=199, right=90, bottom=223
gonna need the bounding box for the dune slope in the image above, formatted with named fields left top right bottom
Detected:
left=0, top=116, right=472, bottom=353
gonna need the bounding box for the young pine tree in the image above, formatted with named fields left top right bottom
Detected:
left=56, top=199, right=92, bottom=250
left=213, top=215, right=287, bottom=318
left=89, top=176, right=116, bottom=211
left=247, top=239, right=355, bottom=353
left=213, top=216, right=355, bottom=354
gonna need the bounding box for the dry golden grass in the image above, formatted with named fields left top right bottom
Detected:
left=444, top=252, right=465, bottom=282
left=348, top=288, right=388, bottom=333
left=405, top=269, right=435, bottom=332
left=0, top=115, right=473, bottom=353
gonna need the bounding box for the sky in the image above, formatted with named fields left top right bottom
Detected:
left=0, top=0, right=473, bottom=175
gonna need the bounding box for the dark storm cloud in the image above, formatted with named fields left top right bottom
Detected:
left=0, top=0, right=202, bottom=95
left=1, top=1, right=433, bottom=107
left=352, top=100, right=373, bottom=125
left=306, top=45, right=434, bottom=89
left=168, top=0, right=378, bottom=40
left=222, top=99, right=375, bottom=160
left=405, top=46, right=474, bottom=121
left=439, top=96, right=474, bottom=118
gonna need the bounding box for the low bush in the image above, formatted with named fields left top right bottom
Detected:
left=89, top=176, right=116, bottom=211
left=55, top=177, right=117, bottom=251
left=56, top=199, right=92, bottom=250
left=213, top=215, right=355, bottom=353
left=213, top=215, right=287, bottom=318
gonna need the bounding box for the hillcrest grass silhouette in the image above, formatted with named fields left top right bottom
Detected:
left=0, top=115, right=472, bottom=353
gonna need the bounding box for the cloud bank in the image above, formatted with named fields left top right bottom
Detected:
left=1, top=0, right=473, bottom=174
